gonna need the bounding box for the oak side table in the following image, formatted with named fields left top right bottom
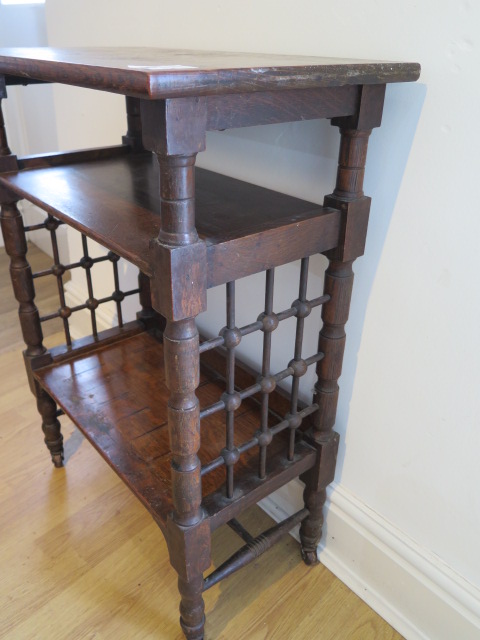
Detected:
left=0, top=48, right=420, bottom=639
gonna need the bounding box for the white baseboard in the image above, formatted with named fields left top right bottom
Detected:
left=259, top=482, right=480, bottom=640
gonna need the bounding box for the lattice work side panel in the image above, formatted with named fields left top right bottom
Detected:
left=199, top=257, right=328, bottom=498
left=24, top=215, right=140, bottom=347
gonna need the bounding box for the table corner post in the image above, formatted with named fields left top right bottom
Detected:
left=141, top=96, right=210, bottom=640
left=122, top=96, right=144, bottom=151
left=300, top=84, right=386, bottom=565
left=0, top=196, right=63, bottom=467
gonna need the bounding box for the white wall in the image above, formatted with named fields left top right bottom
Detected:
left=4, top=1, right=479, bottom=637
left=0, top=2, right=57, bottom=249
left=0, top=3, right=57, bottom=155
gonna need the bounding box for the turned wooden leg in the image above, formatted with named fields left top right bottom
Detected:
left=0, top=200, right=64, bottom=467
left=0, top=204, right=45, bottom=357
left=0, top=92, right=62, bottom=467
left=300, top=259, right=352, bottom=563
left=301, top=119, right=378, bottom=563
left=122, top=96, right=144, bottom=151
left=163, top=317, right=209, bottom=640
left=140, top=96, right=210, bottom=640
left=178, top=575, right=206, bottom=640
left=301, top=488, right=326, bottom=565
left=157, top=156, right=208, bottom=637
left=37, top=387, right=64, bottom=467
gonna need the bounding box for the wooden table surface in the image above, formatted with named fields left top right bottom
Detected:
left=0, top=47, right=420, bottom=98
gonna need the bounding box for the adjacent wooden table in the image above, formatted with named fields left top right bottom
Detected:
left=0, top=48, right=420, bottom=639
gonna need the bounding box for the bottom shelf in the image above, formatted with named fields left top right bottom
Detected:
left=34, top=331, right=316, bottom=531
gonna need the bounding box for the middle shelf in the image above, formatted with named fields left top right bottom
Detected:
left=0, top=149, right=341, bottom=287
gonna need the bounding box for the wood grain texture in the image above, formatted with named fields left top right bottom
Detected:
left=205, top=85, right=359, bottom=130
left=0, top=202, right=45, bottom=358
left=0, top=243, right=68, bottom=353
left=0, top=48, right=420, bottom=98
left=17, top=144, right=130, bottom=170
left=148, top=137, right=209, bottom=640
left=0, top=245, right=404, bottom=640
left=0, top=152, right=341, bottom=285
left=300, top=121, right=374, bottom=565
left=33, top=331, right=316, bottom=533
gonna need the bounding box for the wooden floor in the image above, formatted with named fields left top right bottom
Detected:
left=0, top=244, right=403, bottom=640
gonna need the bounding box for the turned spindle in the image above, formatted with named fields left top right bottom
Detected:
left=300, top=126, right=373, bottom=565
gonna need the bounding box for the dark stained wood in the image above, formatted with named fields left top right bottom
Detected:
left=33, top=332, right=174, bottom=525
left=300, top=258, right=353, bottom=565
left=0, top=48, right=420, bottom=99
left=0, top=82, right=17, bottom=174
left=17, top=144, right=129, bottom=170
left=0, top=199, right=67, bottom=466
left=332, top=83, right=386, bottom=131
left=0, top=75, right=45, bottom=86
left=0, top=152, right=341, bottom=285
left=207, top=207, right=340, bottom=287
left=36, top=385, right=64, bottom=467
left=122, top=96, right=144, bottom=150
left=137, top=270, right=165, bottom=334
left=163, top=316, right=205, bottom=526
left=0, top=153, right=18, bottom=175
left=1, top=154, right=162, bottom=272
left=0, top=201, right=45, bottom=359
left=33, top=331, right=316, bottom=529
left=47, top=319, right=146, bottom=364
left=141, top=98, right=207, bottom=156
left=147, top=111, right=210, bottom=638
left=299, top=89, right=381, bottom=566
left=312, top=258, right=355, bottom=440
left=203, top=439, right=316, bottom=532
left=153, top=239, right=208, bottom=320
left=203, top=508, right=309, bottom=590
left=324, top=130, right=372, bottom=262
left=200, top=343, right=305, bottom=425
left=205, top=86, right=358, bottom=130
left=0, top=99, right=11, bottom=157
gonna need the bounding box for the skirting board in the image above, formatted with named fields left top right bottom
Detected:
left=259, top=481, right=480, bottom=640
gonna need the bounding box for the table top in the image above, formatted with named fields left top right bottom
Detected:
left=0, top=47, right=420, bottom=99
